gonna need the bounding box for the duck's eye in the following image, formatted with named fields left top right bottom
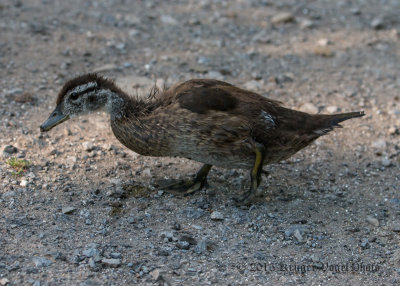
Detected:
left=70, top=93, right=79, bottom=101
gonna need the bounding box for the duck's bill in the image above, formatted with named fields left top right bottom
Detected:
left=40, top=106, right=69, bottom=132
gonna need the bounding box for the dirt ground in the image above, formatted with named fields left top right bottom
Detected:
left=1, top=0, right=400, bottom=285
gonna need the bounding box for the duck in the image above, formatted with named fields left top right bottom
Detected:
left=40, top=73, right=364, bottom=204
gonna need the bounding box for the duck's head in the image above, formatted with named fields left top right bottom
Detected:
left=40, top=74, right=123, bottom=132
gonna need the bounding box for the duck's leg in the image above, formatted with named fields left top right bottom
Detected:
left=234, top=143, right=266, bottom=205
left=158, top=164, right=212, bottom=195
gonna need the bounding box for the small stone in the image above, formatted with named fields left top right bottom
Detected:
left=0, top=278, right=10, bottom=286
left=293, top=228, right=303, bottom=242
left=176, top=241, right=190, bottom=250
left=372, top=139, right=387, bottom=151
left=388, top=126, right=399, bottom=135
left=360, top=238, right=370, bottom=249
left=194, top=239, right=217, bottom=254
left=271, top=12, right=294, bottom=24
left=313, top=46, right=333, bottom=57
left=326, top=106, right=339, bottom=114
left=3, top=145, right=18, bottom=154
left=142, top=168, right=151, bottom=177
left=160, top=15, right=178, bottom=25
left=20, top=180, right=28, bottom=187
left=391, top=224, right=400, bottom=232
left=82, top=141, right=94, bottom=152
left=101, top=258, right=121, bottom=268
left=317, top=38, right=331, bottom=46
left=299, top=18, right=314, bottom=29
left=32, top=257, right=52, bottom=267
left=110, top=253, right=122, bottom=259
left=299, top=103, right=318, bottom=114
left=381, top=158, right=392, bottom=167
left=150, top=269, right=163, bottom=282
left=62, top=207, right=76, bottom=214
left=210, top=211, right=224, bottom=221
left=371, top=18, right=384, bottom=30
left=366, top=216, right=379, bottom=227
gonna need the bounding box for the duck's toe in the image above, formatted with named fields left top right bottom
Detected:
left=156, top=178, right=207, bottom=196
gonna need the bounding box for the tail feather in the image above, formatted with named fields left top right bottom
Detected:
left=312, top=111, right=365, bottom=135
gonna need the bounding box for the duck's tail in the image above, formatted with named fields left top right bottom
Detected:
left=311, top=111, right=365, bottom=135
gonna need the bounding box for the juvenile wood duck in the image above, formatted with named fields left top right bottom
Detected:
left=40, top=74, right=364, bottom=204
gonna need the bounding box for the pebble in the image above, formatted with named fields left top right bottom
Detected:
left=381, top=158, right=392, bottom=167
left=388, top=126, right=399, bottom=135
left=3, top=145, right=18, bottom=154
left=182, top=207, right=205, bottom=219
left=313, top=46, right=333, bottom=57
left=194, top=239, right=217, bottom=254
left=326, top=106, right=339, bottom=114
left=244, top=80, right=262, bottom=91
left=20, top=180, right=28, bottom=187
left=150, top=269, right=162, bottom=282
left=299, top=18, right=314, bottom=29
left=317, top=38, right=331, bottom=46
left=366, top=216, right=379, bottom=227
left=360, top=238, right=370, bottom=249
left=110, top=253, right=122, bottom=259
left=160, top=15, right=178, bottom=25
left=371, top=18, right=384, bottom=29
left=372, top=139, right=387, bottom=151
left=82, top=141, right=94, bottom=152
left=176, top=241, right=191, bottom=250
left=299, top=103, right=318, bottom=114
left=210, top=211, right=224, bottom=221
left=32, top=257, right=52, bottom=267
left=271, top=12, right=294, bottom=24
left=0, top=278, right=9, bottom=286
left=62, top=207, right=76, bottom=214
left=392, top=224, right=400, bottom=232
left=101, top=258, right=121, bottom=268
left=293, top=229, right=303, bottom=242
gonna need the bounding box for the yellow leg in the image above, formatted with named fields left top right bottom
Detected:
left=235, top=143, right=266, bottom=205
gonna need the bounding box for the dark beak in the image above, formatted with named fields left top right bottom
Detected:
left=40, top=106, right=69, bottom=132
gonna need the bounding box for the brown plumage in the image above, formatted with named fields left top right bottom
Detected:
left=40, top=74, right=364, bottom=204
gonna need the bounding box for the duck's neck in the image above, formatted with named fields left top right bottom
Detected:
left=102, top=89, right=148, bottom=121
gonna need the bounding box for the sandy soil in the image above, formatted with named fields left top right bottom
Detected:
left=1, top=0, right=400, bottom=285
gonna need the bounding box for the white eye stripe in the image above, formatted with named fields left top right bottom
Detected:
left=70, top=81, right=98, bottom=94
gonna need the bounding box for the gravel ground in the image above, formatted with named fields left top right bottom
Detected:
left=1, top=0, right=400, bottom=285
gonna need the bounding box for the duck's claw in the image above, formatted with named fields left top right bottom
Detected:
left=157, top=178, right=207, bottom=195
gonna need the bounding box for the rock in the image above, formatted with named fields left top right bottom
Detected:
left=194, top=239, right=217, bottom=254
left=82, top=141, right=94, bottom=152
left=326, top=106, right=339, bottom=114
left=381, top=158, right=392, bottom=167
left=180, top=235, right=197, bottom=245
left=299, top=103, right=318, bottom=114
left=101, top=258, right=121, bottom=268
left=206, top=71, right=224, bottom=80
left=317, top=38, right=331, bottom=46
left=313, top=46, right=333, bottom=57
left=360, top=238, right=370, bottom=249
left=366, top=216, right=379, bottom=227
left=271, top=12, right=294, bottom=24
left=0, top=278, right=10, bottom=286
left=372, top=139, right=387, bottom=151
left=110, top=253, right=122, bottom=259
left=83, top=245, right=101, bottom=258
left=182, top=207, right=205, bottom=219
left=62, top=207, right=76, bottom=214
left=32, top=257, right=52, bottom=267
left=293, top=228, right=303, bottom=242
left=3, top=145, right=18, bottom=154
left=299, top=18, right=314, bottom=29
left=20, top=180, right=28, bottom=187
left=142, top=168, right=151, bottom=177
left=150, top=269, right=161, bottom=281
left=388, top=126, right=399, bottom=135
left=371, top=18, right=384, bottom=30
left=160, top=15, right=178, bottom=25
left=176, top=241, right=191, bottom=250
left=391, top=224, right=400, bottom=232
left=210, top=211, right=224, bottom=221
